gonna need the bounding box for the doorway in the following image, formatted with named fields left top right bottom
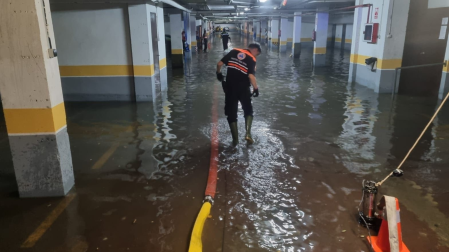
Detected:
left=399, top=1, right=449, bottom=96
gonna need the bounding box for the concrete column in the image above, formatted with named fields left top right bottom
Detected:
left=202, top=19, right=206, bottom=37
left=190, top=15, right=196, bottom=52
left=0, top=0, right=74, bottom=197
left=438, top=39, right=449, bottom=99
left=261, top=20, right=268, bottom=44
left=313, top=9, right=329, bottom=66
left=292, top=12, right=302, bottom=58
left=128, top=4, right=155, bottom=102
left=170, top=14, right=183, bottom=68
left=349, top=0, right=410, bottom=93
left=270, top=19, right=279, bottom=50
left=156, top=6, right=168, bottom=91
left=248, top=22, right=253, bottom=38
left=253, top=21, right=260, bottom=42
left=183, top=12, right=191, bottom=59
left=280, top=18, right=289, bottom=52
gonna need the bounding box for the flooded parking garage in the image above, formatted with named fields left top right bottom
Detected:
left=1, top=33, right=449, bottom=251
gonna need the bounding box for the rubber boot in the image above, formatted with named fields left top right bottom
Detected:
left=229, top=122, right=239, bottom=147
left=245, top=116, right=254, bottom=144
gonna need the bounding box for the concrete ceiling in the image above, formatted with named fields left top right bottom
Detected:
left=49, top=0, right=356, bottom=23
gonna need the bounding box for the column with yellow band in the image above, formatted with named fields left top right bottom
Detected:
left=128, top=4, right=156, bottom=102
left=183, top=12, right=192, bottom=60
left=0, top=0, right=74, bottom=197
left=313, top=8, right=329, bottom=67
left=292, top=12, right=302, bottom=58
left=348, top=0, right=410, bottom=93
left=439, top=39, right=449, bottom=99
left=190, top=15, right=197, bottom=53
left=280, top=18, right=289, bottom=53
left=170, top=14, right=183, bottom=68
left=261, top=20, right=268, bottom=44
left=270, top=19, right=280, bottom=50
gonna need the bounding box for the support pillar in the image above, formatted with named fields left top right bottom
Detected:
left=254, top=20, right=260, bottom=42
left=292, top=12, right=302, bottom=58
left=313, top=9, right=329, bottom=66
left=156, top=6, right=168, bottom=92
left=270, top=19, right=279, bottom=50
left=249, top=22, right=253, bottom=39
left=261, top=20, right=268, bottom=44
left=280, top=17, right=289, bottom=52
left=183, top=12, right=191, bottom=59
left=439, top=39, right=449, bottom=99
left=190, top=15, right=197, bottom=53
left=349, top=0, right=410, bottom=93
left=128, top=4, right=155, bottom=102
left=170, top=14, right=183, bottom=68
left=0, top=0, right=74, bottom=197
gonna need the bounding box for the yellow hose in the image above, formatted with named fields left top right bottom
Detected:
left=188, top=202, right=212, bottom=252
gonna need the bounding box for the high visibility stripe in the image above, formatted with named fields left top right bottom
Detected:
left=233, top=48, right=257, bottom=62
left=228, top=66, right=247, bottom=75
left=228, top=60, right=248, bottom=70
left=228, top=63, right=248, bottom=73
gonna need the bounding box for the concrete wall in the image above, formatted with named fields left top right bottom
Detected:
left=287, top=20, right=294, bottom=47
left=330, top=13, right=354, bottom=24
left=165, top=22, right=170, bottom=35
left=346, top=24, right=353, bottom=46
left=215, top=23, right=239, bottom=32
left=301, top=22, right=315, bottom=45
left=52, top=4, right=134, bottom=101
left=51, top=3, right=167, bottom=100
left=428, top=0, right=449, bottom=8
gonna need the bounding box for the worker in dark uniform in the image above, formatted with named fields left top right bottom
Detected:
left=221, top=29, right=231, bottom=51
left=203, top=30, right=208, bottom=52
left=216, top=43, right=261, bottom=146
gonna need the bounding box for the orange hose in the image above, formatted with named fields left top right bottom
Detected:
left=205, top=84, right=219, bottom=198
left=188, top=84, right=220, bottom=252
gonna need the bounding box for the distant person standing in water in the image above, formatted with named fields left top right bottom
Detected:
left=203, top=30, right=208, bottom=52
left=221, top=29, right=231, bottom=51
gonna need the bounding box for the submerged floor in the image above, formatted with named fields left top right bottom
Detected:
left=1, top=34, right=449, bottom=251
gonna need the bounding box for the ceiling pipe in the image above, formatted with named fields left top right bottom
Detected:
left=157, top=0, right=192, bottom=12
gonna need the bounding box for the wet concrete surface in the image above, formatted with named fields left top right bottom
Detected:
left=1, top=33, right=449, bottom=251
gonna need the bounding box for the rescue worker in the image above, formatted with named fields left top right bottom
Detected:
left=221, top=29, right=231, bottom=51
left=216, top=43, right=261, bottom=146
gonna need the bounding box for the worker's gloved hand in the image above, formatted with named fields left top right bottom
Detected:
left=252, top=88, right=259, bottom=97
left=216, top=72, right=223, bottom=82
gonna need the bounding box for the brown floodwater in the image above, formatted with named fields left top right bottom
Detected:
left=0, top=33, right=449, bottom=252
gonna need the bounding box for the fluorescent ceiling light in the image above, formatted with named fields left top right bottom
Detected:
left=244, top=7, right=250, bottom=11
left=240, top=12, right=244, bottom=14
left=260, top=0, right=267, bottom=2
left=207, top=5, right=235, bottom=10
